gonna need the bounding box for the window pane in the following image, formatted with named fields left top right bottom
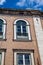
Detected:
left=0, top=25, right=2, bottom=32
left=0, top=53, right=2, bottom=65
left=0, top=20, right=3, bottom=24
left=22, top=26, right=26, bottom=33
left=0, top=19, right=3, bottom=32
left=16, top=25, right=21, bottom=36
left=16, top=20, right=26, bottom=25
left=22, top=21, right=26, bottom=25
left=25, top=54, right=31, bottom=65
left=16, top=53, right=31, bottom=65
left=17, top=25, right=21, bottom=33
left=0, top=28, right=2, bottom=32
left=17, top=54, right=23, bottom=65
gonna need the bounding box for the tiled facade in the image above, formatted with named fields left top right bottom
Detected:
left=0, top=8, right=43, bottom=65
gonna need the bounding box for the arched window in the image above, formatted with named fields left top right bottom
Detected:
left=0, top=19, right=6, bottom=40
left=16, top=20, right=27, bottom=36
left=14, top=19, right=31, bottom=41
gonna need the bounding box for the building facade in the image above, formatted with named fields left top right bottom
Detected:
left=0, top=8, right=43, bottom=65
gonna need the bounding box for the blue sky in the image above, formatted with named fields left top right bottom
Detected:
left=0, top=0, right=43, bottom=11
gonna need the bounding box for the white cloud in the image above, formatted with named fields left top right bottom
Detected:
left=16, top=0, right=26, bottom=7
left=16, top=0, right=43, bottom=10
left=34, top=0, right=43, bottom=7
left=0, top=0, right=6, bottom=5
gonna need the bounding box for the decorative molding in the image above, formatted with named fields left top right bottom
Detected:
left=0, top=8, right=43, bottom=16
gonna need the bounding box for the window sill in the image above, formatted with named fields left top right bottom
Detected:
left=13, top=39, right=32, bottom=42
left=0, top=39, right=7, bottom=41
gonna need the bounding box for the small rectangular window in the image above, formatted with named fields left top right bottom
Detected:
left=17, top=53, right=31, bottom=65
left=14, top=52, right=34, bottom=65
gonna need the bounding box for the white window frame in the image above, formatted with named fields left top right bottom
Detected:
left=14, top=19, right=31, bottom=40
left=0, top=51, right=5, bottom=65
left=14, top=52, right=34, bottom=65
left=0, top=18, right=6, bottom=39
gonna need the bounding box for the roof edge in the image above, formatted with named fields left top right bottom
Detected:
left=0, top=8, right=43, bottom=16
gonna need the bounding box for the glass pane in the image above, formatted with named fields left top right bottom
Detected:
left=16, top=25, right=21, bottom=36
left=0, top=28, right=2, bottom=32
left=17, top=54, right=23, bottom=65
left=17, top=29, right=21, bottom=32
left=0, top=20, right=3, bottom=24
left=25, top=54, right=30, bottom=65
left=16, top=20, right=26, bottom=25
left=17, top=26, right=21, bottom=28
left=0, top=53, right=2, bottom=65
left=0, top=25, right=2, bottom=32
left=21, top=21, right=26, bottom=25
left=22, top=26, right=26, bottom=33
left=0, top=19, right=3, bottom=32
left=16, top=20, right=21, bottom=25
left=0, top=25, right=2, bottom=27
left=17, top=25, right=21, bottom=33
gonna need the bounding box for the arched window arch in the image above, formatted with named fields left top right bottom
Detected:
left=0, top=18, right=6, bottom=40
left=14, top=19, right=31, bottom=41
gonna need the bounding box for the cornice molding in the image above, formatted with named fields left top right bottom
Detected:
left=0, top=8, right=43, bottom=16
